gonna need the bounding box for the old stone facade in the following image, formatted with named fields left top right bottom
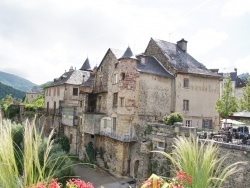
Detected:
left=43, top=38, right=225, bottom=182
left=145, top=38, right=221, bottom=129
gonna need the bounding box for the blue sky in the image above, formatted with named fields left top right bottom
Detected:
left=0, top=0, right=249, bottom=84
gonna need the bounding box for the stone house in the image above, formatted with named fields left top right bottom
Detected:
left=25, top=86, right=43, bottom=103
left=145, top=38, right=221, bottom=130
left=79, top=46, right=175, bottom=178
left=216, top=68, right=247, bottom=99
left=44, top=58, right=92, bottom=153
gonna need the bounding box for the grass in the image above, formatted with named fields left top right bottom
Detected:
left=153, top=136, right=245, bottom=188
left=0, top=115, right=71, bottom=188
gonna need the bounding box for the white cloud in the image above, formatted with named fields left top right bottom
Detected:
left=235, top=55, right=250, bottom=74
left=189, top=29, right=228, bottom=55
left=207, top=57, right=233, bottom=70
left=221, top=0, right=250, bottom=17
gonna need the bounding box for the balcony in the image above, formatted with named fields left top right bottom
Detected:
left=100, top=130, right=137, bottom=142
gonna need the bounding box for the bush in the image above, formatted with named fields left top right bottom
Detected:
left=56, top=134, right=70, bottom=153
left=163, top=112, right=183, bottom=125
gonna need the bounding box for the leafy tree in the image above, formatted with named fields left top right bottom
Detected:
left=238, top=77, right=250, bottom=111
left=215, top=77, right=237, bottom=119
left=163, top=112, right=183, bottom=125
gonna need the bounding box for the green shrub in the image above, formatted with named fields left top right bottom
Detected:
left=56, top=134, right=70, bottom=153
left=163, top=112, right=183, bottom=125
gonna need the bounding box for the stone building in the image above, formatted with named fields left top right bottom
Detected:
left=145, top=38, right=221, bottom=130
left=217, top=67, right=247, bottom=99
left=44, top=58, right=92, bottom=154
left=25, top=86, right=43, bottom=103
left=79, top=45, right=178, bottom=179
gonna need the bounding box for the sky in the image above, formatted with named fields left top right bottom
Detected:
left=0, top=0, right=249, bottom=85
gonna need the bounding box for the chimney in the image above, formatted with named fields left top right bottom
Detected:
left=69, top=66, right=74, bottom=71
left=177, top=38, right=188, bottom=52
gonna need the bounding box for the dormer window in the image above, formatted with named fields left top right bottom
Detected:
left=141, top=57, right=146, bottom=64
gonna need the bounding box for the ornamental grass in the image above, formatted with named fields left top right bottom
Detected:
left=0, top=115, right=75, bottom=188
left=152, top=136, right=245, bottom=188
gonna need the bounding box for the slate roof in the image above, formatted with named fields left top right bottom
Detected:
left=81, top=72, right=93, bottom=87
left=110, top=48, right=124, bottom=59
left=80, top=58, right=91, bottom=71
left=152, top=38, right=220, bottom=77
left=49, top=70, right=91, bottom=87
left=119, top=46, right=137, bottom=60
left=136, top=55, right=174, bottom=78
left=27, top=86, right=42, bottom=93
left=235, top=76, right=247, bottom=88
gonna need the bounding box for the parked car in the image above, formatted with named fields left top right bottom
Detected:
left=230, top=126, right=249, bottom=139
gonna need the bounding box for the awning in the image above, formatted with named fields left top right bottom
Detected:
left=221, top=119, right=245, bottom=125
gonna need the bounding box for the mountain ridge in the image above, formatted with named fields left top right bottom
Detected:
left=0, top=82, right=25, bottom=100
left=0, top=71, right=37, bottom=92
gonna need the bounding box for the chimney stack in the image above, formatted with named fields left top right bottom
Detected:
left=177, top=38, right=188, bottom=52
left=69, top=66, right=74, bottom=71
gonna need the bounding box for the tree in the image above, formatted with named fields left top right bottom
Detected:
left=163, top=112, right=183, bottom=125
left=239, top=77, right=250, bottom=111
left=215, top=77, right=237, bottom=119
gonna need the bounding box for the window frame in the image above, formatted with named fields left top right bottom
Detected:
left=113, top=92, right=118, bottom=107
left=184, top=78, right=189, bottom=88
left=113, top=73, right=118, bottom=84
left=183, top=99, right=189, bottom=111
left=73, top=88, right=78, bottom=96
left=186, top=120, right=192, bottom=127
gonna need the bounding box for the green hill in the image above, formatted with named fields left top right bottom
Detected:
left=0, top=71, right=37, bottom=92
left=0, top=82, right=25, bottom=100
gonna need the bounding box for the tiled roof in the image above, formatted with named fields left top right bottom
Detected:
left=119, top=46, right=137, bottom=60
left=80, top=58, right=91, bottom=71
left=152, top=38, right=220, bottom=77
left=136, top=55, right=174, bottom=78
left=50, top=70, right=91, bottom=86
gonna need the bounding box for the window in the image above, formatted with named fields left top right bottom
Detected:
left=80, top=117, right=82, bottom=125
left=73, top=88, right=78, bottom=96
left=115, top=62, right=118, bottom=68
left=80, top=101, right=82, bottom=107
left=157, top=141, right=165, bottom=149
left=121, top=72, right=126, bottom=80
left=183, top=100, right=189, bottom=111
left=49, top=88, right=51, bottom=96
left=53, top=87, right=56, bottom=96
left=47, top=102, right=49, bottom=112
left=141, top=57, right=146, bottom=64
left=113, top=93, right=118, bottom=107
left=186, top=120, right=192, bottom=127
left=120, top=97, right=125, bottom=107
left=104, top=119, right=107, bottom=128
left=184, top=78, right=189, bottom=88
left=112, top=117, right=117, bottom=133
left=46, top=89, right=48, bottom=96
left=57, top=87, right=60, bottom=96
left=113, top=73, right=118, bottom=84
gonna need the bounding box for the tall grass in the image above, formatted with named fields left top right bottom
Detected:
left=154, top=136, right=245, bottom=188
left=0, top=115, right=68, bottom=188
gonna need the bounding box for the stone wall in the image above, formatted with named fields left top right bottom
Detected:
left=142, top=122, right=250, bottom=188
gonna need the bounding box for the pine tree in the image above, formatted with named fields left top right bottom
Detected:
left=215, top=76, right=237, bottom=119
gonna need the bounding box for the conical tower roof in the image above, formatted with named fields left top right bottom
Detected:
left=80, top=58, right=91, bottom=71
left=119, top=46, right=137, bottom=60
